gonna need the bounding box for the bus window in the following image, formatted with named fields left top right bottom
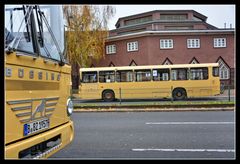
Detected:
left=99, top=71, right=115, bottom=83
left=4, top=28, right=14, bottom=46
left=152, top=69, right=170, bottom=81
left=34, top=6, right=63, bottom=61
left=116, top=70, right=133, bottom=82
left=171, top=68, right=188, bottom=80
left=190, top=67, right=208, bottom=80
left=135, top=69, right=151, bottom=82
left=212, top=67, right=219, bottom=77
left=5, top=6, right=35, bottom=54
left=82, top=71, right=97, bottom=83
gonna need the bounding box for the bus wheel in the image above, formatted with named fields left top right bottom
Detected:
left=172, top=88, right=187, bottom=100
left=102, top=90, right=115, bottom=102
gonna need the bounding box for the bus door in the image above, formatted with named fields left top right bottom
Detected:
left=80, top=71, right=99, bottom=99
left=115, top=70, right=135, bottom=99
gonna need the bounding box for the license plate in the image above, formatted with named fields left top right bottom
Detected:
left=24, top=118, right=49, bottom=136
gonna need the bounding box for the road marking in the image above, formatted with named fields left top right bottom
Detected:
left=132, top=148, right=235, bottom=153
left=145, top=122, right=234, bottom=125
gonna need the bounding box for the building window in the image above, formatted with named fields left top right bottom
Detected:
left=214, top=38, right=226, bottom=48
left=187, top=39, right=200, bottom=48
left=109, top=62, right=115, bottom=67
left=190, top=58, right=199, bottom=64
left=160, top=14, right=187, bottom=20
left=160, top=39, right=173, bottom=49
left=162, top=58, right=173, bottom=65
left=124, top=16, right=152, bottom=26
left=165, top=26, right=193, bottom=30
left=106, top=44, right=116, bottom=54
left=217, top=58, right=230, bottom=79
left=129, top=60, right=137, bottom=66
left=118, top=28, right=145, bottom=35
left=127, top=41, right=138, bottom=52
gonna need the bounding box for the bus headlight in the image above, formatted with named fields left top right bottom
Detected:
left=66, top=98, right=74, bottom=116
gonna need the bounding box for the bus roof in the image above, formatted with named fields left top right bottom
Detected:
left=80, top=63, right=219, bottom=72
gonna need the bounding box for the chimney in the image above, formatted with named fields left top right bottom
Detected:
left=230, top=24, right=232, bottom=29
left=224, top=23, right=226, bottom=29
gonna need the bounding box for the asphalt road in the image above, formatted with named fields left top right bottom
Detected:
left=50, top=111, right=235, bottom=159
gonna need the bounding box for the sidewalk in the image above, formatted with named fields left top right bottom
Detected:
left=219, top=89, right=235, bottom=97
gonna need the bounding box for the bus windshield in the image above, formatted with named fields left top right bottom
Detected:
left=5, top=5, right=65, bottom=61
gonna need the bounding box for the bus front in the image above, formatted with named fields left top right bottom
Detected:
left=5, top=5, right=74, bottom=159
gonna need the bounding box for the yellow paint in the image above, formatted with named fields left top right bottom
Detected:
left=79, top=63, right=220, bottom=100
left=5, top=52, right=74, bottom=159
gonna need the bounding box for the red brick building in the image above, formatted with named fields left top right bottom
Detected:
left=92, top=10, right=235, bottom=87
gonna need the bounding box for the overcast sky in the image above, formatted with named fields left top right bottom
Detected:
left=105, top=5, right=235, bottom=30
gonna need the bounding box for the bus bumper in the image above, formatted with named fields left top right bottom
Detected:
left=5, top=120, right=74, bottom=159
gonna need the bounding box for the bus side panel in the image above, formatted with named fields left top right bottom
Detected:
left=99, top=82, right=172, bottom=100
left=79, top=83, right=101, bottom=99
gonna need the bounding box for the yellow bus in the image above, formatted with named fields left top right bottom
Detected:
left=78, top=63, right=220, bottom=101
left=5, top=5, right=74, bottom=159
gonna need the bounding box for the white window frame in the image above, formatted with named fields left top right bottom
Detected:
left=160, top=39, right=173, bottom=49
left=127, top=41, right=138, bottom=52
left=106, top=44, right=116, bottom=54
left=187, top=39, right=200, bottom=48
left=214, top=38, right=226, bottom=48
left=217, top=58, right=230, bottom=79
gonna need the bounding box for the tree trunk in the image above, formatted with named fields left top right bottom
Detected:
left=71, top=61, right=80, bottom=90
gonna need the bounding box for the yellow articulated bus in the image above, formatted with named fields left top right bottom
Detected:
left=78, top=63, right=220, bottom=101
left=5, top=5, right=74, bottom=159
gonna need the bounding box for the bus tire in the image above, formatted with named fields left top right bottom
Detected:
left=172, top=88, right=187, bottom=100
left=102, top=90, right=115, bottom=102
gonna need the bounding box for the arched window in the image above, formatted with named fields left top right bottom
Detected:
left=217, top=58, right=230, bottom=79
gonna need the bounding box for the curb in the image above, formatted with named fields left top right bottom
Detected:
left=73, top=106, right=234, bottom=112
left=74, top=104, right=234, bottom=109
